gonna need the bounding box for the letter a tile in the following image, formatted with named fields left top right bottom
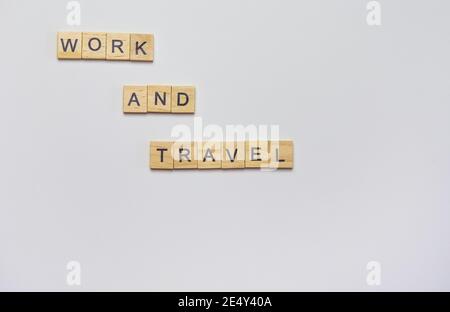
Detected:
left=198, top=141, right=222, bottom=169
left=123, top=85, right=147, bottom=113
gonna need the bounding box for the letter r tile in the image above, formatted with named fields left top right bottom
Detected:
left=106, top=33, right=130, bottom=61
left=173, top=141, right=198, bottom=169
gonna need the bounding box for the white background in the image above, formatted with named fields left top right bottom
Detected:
left=0, top=0, right=449, bottom=291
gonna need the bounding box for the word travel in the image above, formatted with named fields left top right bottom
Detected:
left=150, top=140, right=294, bottom=170
left=57, top=32, right=154, bottom=61
left=123, top=85, right=195, bottom=114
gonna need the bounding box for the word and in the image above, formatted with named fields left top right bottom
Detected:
left=124, top=85, right=195, bottom=114
left=57, top=32, right=154, bottom=61
left=150, top=140, right=293, bottom=169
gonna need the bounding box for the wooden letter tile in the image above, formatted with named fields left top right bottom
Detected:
left=198, top=141, right=222, bottom=169
left=269, top=140, right=294, bottom=169
left=171, top=86, right=196, bottom=113
left=82, top=32, right=106, bottom=60
left=130, top=33, right=154, bottom=62
left=106, top=33, right=130, bottom=61
left=245, top=141, right=269, bottom=168
left=123, top=86, right=147, bottom=113
left=148, top=85, right=171, bottom=113
left=57, top=32, right=82, bottom=59
left=173, top=141, right=197, bottom=169
left=222, top=141, right=246, bottom=169
left=150, top=141, right=174, bottom=169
